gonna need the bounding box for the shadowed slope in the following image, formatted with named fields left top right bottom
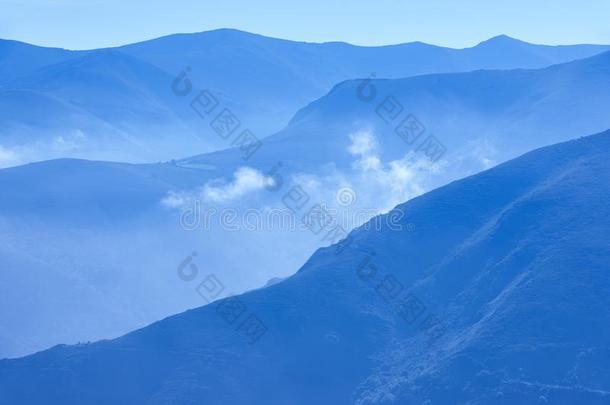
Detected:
left=2, top=130, right=609, bottom=404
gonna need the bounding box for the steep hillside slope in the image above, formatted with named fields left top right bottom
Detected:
left=2, top=130, right=609, bottom=404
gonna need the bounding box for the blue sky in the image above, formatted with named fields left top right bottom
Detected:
left=1, top=0, right=609, bottom=49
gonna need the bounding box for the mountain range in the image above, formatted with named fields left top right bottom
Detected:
left=1, top=29, right=609, bottom=166
left=2, top=129, right=609, bottom=404
left=2, top=44, right=610, bottom=360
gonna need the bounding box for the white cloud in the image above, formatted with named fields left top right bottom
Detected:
left=51, top=130, right=86, bottom=152
left=471, top=138, right=497, bottom=170
left=348, top=130, right=377, bottom=156
left=346, top=129, right=440, bottom=211
left=160, top=167, right=274, bottom=209
left=161, top=191, right=190, bottom=208
left=0, top=145, right=20, bottom=168
left=203, top=167, right=274, bottom=203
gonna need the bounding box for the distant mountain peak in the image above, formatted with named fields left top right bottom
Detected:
left=489, top=34, right=516, bottom=41
left=475, top=34, right=527, bottom=47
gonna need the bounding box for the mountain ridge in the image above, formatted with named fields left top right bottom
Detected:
left=1, top=129, right=610, bottom=403
left=2, top=29, right=609, bottom=166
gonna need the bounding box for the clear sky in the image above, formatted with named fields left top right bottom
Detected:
left=1, top=0, right=609, bottom=50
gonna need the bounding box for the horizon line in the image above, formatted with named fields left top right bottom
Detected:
left=2, top=27, right=609, bottom=52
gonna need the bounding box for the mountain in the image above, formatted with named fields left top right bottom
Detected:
left=2, top=129, right=609, bottom=404
left=0, top=49, right=211, bottom=165
left=0, top=159, right=197, bottom=358
left=1, top=30, right=609, bottom=166
left=2, top=50, right=610, bottom=359
left=120, top=30, right=610, bottom=127
left=0, top=157, right=319, bottom=358
left=0, top=39, right=78, bottom=84
left=181, top=49, right=610, bottom=203
left=285, top=48, right=610, bottom=158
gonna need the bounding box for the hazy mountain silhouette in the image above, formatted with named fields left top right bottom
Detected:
left=2, top=50, right=610, bottom=359
left=1, top=29, right=608, bottom=165
left=2, top=130, right=609, bottom=404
